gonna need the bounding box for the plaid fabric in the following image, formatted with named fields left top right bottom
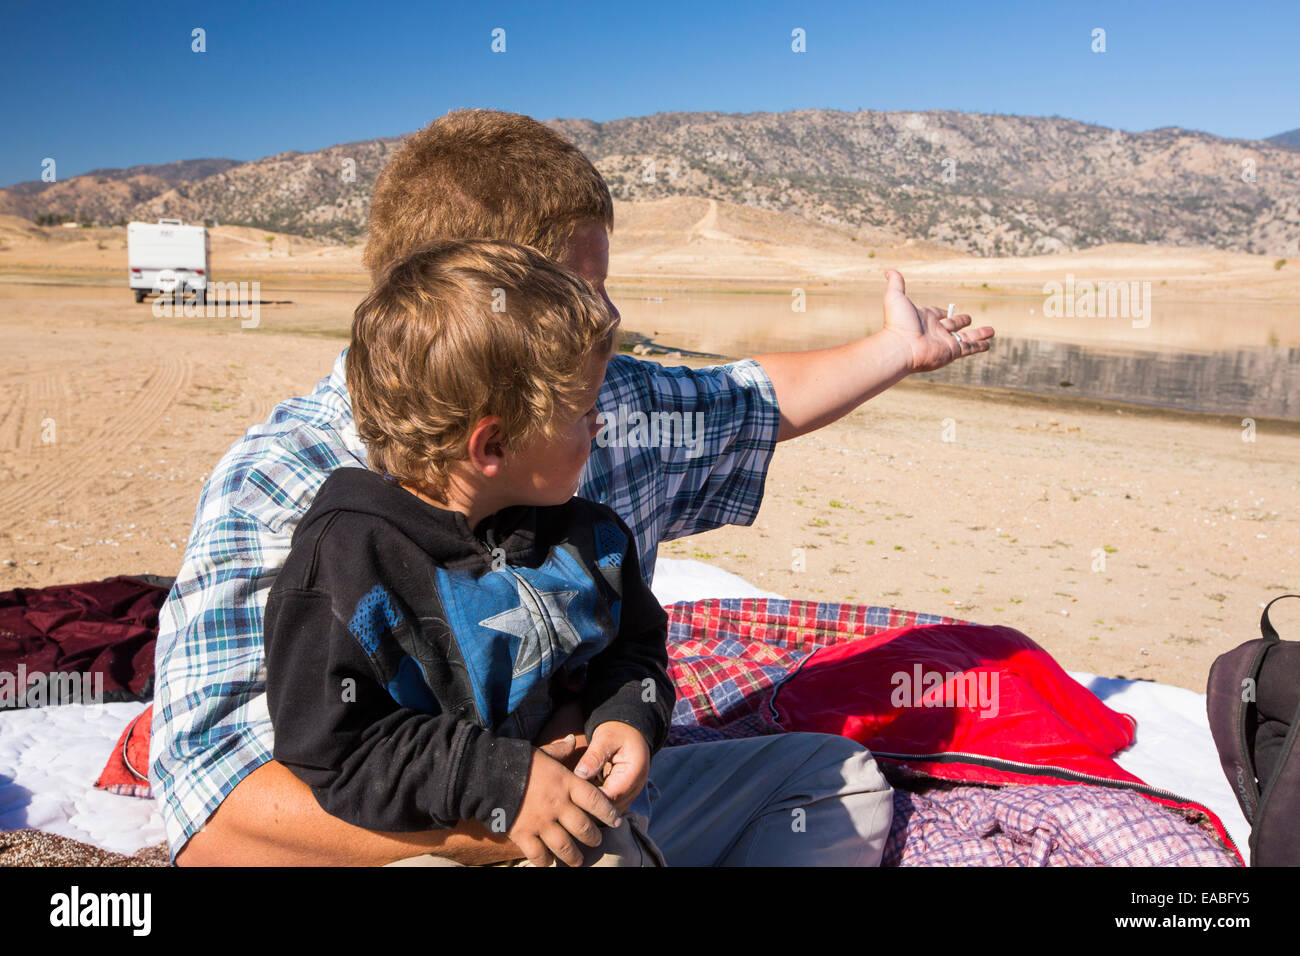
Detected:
left=665, top=597, right=975, bottom=744
left=664, top=597, right=1240, bottom=866
left=883, top=784, right=1240, bottom=867
left=150, top=348, right=779, bottom=856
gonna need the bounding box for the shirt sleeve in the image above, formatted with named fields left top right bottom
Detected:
left=149, top=349, right=369, bottom=860
left=149, top=508, right=284, bottom=859
left=263, top=522, right=534, bottom=833
left=596, top=356, right=781, bottom=548
left=580, top=511, right=675, bottom=751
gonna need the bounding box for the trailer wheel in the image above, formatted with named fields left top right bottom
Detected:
left=134, top=289, right=146, bottom=303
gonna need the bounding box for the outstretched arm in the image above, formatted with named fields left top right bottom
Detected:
left=754, top=270, right=995, bottom=441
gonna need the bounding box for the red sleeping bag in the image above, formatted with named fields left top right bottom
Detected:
left=773, top=621, right=1142, bottom=785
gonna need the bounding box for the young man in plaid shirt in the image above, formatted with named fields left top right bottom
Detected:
left=151, top=109, right=992, bottom=866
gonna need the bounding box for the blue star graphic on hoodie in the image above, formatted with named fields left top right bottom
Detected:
left=478, top=582, right=582, bottom=679
left=430, top=543, right=617, bottom=731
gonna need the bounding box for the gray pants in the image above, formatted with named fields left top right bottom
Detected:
left=386, top=732, right=893, bottom=867
left=646, top=733, right=893, bottom=866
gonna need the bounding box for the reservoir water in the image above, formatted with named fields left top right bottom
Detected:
left=616, top=289, right=1300, bottom=421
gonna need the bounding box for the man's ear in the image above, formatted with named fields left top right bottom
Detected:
left=466, top=416, right=508, bottom=477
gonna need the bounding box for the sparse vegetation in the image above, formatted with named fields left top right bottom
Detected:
left=8, top=113, right=1300, bottom=255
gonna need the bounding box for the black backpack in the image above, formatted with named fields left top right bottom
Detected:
left=1207, top=594, right=1300, bottom=866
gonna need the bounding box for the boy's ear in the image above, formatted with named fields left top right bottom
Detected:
left=467, top=415, right=508, bottom=477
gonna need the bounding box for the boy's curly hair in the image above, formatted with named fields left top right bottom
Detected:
left=347, top=239, right=618, bottom=497
left=364, top=109, right=614, bottom=276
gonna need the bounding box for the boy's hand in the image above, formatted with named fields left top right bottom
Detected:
left=508, top=747, right=622, bottom=867
left=880, top=269, right=993, bottom=373
left=574, top=721, right=651, bottom=815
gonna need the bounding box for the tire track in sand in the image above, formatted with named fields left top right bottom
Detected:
left=0, top=372, right=69, bottom=452
left=0, top=356, right=190, bottom=517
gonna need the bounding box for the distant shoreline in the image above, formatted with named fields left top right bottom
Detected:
left=646, top=349, right=1300, bottom=435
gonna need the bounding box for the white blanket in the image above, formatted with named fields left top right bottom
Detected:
left=0, top=559, right=1252, bottom=861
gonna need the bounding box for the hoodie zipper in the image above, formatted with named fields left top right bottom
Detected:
left=479, top=530, right=560, bottom=674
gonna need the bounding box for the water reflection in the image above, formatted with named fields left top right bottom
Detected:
left=615, top=290, right=1300, bottom=420
left=923, top=336, right=1300, bottom=420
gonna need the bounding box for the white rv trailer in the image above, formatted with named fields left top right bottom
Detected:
left=127, top=219, right=210, bottom=303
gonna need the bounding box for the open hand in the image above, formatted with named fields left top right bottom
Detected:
left=574, top=721, right=651, bottom=815
left=879, top=269, right=994, bottom=373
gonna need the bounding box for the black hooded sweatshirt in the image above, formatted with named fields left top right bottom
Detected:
left=263, top=466, right=673, bottom=834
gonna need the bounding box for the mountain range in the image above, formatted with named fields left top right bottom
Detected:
left=3, top=110, right=1297, bottom=257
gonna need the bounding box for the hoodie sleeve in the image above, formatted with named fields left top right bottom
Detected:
left=580, top=510, right=675, bottom=752
left=264, top=517, right=534, bottom=833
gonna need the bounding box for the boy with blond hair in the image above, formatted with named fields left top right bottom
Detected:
left=264, top=240, right=670, bottom=866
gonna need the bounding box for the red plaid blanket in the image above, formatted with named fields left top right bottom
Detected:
left=665, top=597, right=974, bottom=743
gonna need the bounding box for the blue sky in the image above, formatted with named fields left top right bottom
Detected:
left=2, top=0, right=1297, bottom=186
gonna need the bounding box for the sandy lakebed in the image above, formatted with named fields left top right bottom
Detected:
left=2, top=221, right=1298, bottom=693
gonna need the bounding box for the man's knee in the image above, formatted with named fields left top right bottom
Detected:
left=725, top=733, right=893, bottom=866
left=772, top=732, right=892, bottom=794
